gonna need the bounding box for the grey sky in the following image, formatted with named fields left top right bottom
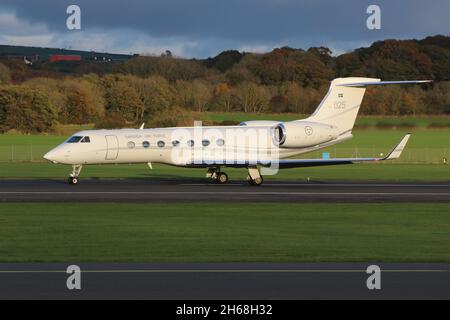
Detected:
left=0, top=0, right=448, bottom=58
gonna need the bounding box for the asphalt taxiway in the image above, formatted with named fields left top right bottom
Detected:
left=0, top=179, right=449, bottom=202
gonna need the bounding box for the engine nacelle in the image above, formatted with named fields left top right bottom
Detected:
left=274, top=121, right=339, bottom=148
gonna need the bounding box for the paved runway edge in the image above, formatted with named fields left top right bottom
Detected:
left=0, top=179, right=449, bottom=203
left=0, top=263, right=449, bottom=299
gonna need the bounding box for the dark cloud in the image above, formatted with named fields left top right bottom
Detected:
left=0, top=0, right=449, bottom=57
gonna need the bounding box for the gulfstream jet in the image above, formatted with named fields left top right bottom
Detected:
left=43, top=77, right=430, bottom=185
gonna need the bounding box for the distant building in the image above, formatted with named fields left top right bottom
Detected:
left=49, top=54, right=82, bottom=63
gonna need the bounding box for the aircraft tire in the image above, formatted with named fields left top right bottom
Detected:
left=68, top=177, right=78, bottom=185
left=217, top=172, right=229, bottom=184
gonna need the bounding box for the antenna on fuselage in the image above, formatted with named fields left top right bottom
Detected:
left=139, top=123, right=145, bottom=130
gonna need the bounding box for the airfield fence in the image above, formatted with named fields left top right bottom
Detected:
left=0, top=145, right=448, bottom=164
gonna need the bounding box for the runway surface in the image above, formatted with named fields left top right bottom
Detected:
left=1, top=263, right=450, bottom=299
left=0, top=179, right=449, bottom=202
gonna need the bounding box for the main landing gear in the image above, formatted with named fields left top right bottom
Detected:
left=68, top=164, right=82, bottom=185
left=206, top=166, right=264, bottom=186
left=246, top=167, right=263, bottom=186
left=206, top=167, right=229, bottom=184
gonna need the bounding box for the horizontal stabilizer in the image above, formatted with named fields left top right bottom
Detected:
left=337, top=80, right=432, bottom=87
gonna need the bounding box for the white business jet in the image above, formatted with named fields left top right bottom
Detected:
left=44, top=77, right=430, bottom=185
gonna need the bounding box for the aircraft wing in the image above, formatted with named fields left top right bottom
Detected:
left=270, top=133, right=410, bottom=168
left=186, top=134, right=410, bottom=169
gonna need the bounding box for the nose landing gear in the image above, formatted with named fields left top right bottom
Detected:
left=68, top=164, right=83, bottom=185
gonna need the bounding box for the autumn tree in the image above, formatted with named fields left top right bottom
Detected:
left=0, top=86, right=57, bottom=133
left=174, top=80, right=212, bottom=112
left=104, top=80, right=144, bottom=122
left=211, top=83, right=234, bottom=112
left=233, top=82, right=270, bottom=113
left=59, top=79, right=105, bottom=124
left=126, top=75, right=173, bottom=119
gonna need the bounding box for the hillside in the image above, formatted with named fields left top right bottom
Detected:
left=0, top=35, right=449, bottom=134
left=0, top=35, right=449, bottom=83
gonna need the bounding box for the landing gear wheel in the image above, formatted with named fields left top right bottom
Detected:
left=216, top=172, right=229, bottom=184
left=247, top=175, right=263, bottom=186
left=68, top=177, right=78, bottom=185
left=68, top=165, right=82, bottom=185
left=253, top=176, right=263, bottom=186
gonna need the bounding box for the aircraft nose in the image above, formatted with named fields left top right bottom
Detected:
left=43, top=150, right=60, bottom=163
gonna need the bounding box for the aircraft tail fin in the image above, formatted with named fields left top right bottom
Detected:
left=307, top=78, right=432, bottom=134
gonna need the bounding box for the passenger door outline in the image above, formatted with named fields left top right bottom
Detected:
left=105, top=135, right=119, bottom=160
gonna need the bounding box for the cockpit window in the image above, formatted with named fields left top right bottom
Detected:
left=67, top=136, right=83, bottom=143
left=80, top=136, right=90, bottom=143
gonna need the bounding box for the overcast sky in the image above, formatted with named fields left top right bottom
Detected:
left=0, top=0, right=448, bottom=58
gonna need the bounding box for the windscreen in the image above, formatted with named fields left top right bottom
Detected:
left=67, top=136, right=83, bottom=143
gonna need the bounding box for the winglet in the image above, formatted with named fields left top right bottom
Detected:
left=139, top=123, right=145, bottom=130
left=383, top=134, right=411, bottom=160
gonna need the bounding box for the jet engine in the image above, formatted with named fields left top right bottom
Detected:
left=273, top=121, right=339, bottom=148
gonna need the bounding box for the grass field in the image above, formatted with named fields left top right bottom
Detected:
left=198, top=112, right=450, bottom=127
left=0, top=116, right=448, bottom=180
left=0, top=203, right=449, bottom=263
left=0, top=128, right=448, bottom=181
left=0, top=129, right=448, bottom=163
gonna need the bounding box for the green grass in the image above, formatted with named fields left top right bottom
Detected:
left=0, top=129, right=448, bottom=164
left=0, top=203, right=449, bottom=262
left=0, top=162, right=448, bottom=181
left=199, top=112, right=450, bottom=128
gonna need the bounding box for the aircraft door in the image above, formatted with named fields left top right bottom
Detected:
left=105, top=135, right=119, bottom=160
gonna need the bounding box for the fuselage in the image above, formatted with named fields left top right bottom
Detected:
left=43, top=121, right=351, bottom=166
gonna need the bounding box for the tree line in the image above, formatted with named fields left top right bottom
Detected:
left=0, top=35, right=449, bottom=133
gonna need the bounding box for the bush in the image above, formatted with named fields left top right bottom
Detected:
left=95, top=112, right=126, bottom=129
left=427, top=122, right=450, bottom=129
left=147, top=107, right=195, bottom=128
left=375, top=121, right=416, bottom=129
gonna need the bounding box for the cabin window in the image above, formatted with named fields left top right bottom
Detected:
left=142, top=141, right=150, bottom=148
left=127, top=141, right=135, bottom=149
left=67, top=136, right=82, bottom=143
left=80, top=136, right=90, bottom=143
left=202, top=139, right=210, bottom=147
left=157, top=141, right=165, bottom=148
left=187, top=140, right=194, bottom=147
left=172, top=140, right=180, bottom=147
left=216, top=138, right=225, bottom=146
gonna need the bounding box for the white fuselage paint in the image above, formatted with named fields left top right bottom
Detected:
left=43, top=122, right=351, bottom=166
